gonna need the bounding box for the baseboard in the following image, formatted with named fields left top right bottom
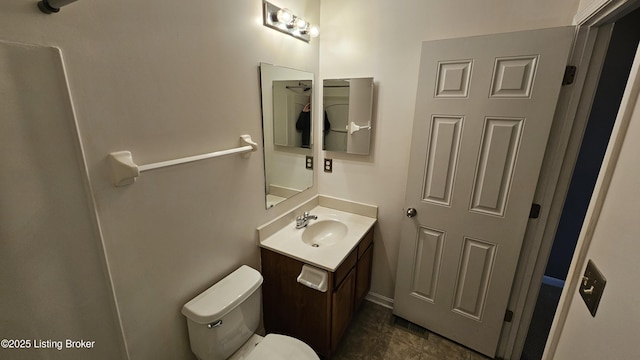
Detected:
left=365, top=292, right=394, bottom=309
left=542, top=275, right=565, bottom=288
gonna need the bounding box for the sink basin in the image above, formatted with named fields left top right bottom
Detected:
left=258, top=205, right=378, bottom=271
left=302, top=219, right=348, bottom=247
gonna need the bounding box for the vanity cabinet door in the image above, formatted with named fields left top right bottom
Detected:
left=261, top=249, right=331, bottom=354
left=331, top=268, right=355, bottom=352
left=333, top=249, right=357, bottom=289
left=357, top=229, right=373, bottom=258
left=354, top=242, right=373, bottom=310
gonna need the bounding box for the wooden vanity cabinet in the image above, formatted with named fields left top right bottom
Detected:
left=260, top=228, right=374, bottom=358
left=331, top=267, right=355, bottom=350
left=354, top=229, right=373, bottom=311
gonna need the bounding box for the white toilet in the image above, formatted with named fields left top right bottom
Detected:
left=181, top=265, right=319, bottom=360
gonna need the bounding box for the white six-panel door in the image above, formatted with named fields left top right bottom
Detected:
left=393, top=27, right=575, bottom=357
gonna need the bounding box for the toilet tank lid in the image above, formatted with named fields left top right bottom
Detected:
left=181, top=265, right=263, bottom=324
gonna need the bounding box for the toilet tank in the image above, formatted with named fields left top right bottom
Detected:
left=182, top=265, right=263, bottom=360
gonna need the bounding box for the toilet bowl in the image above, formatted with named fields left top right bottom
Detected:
left=181, top=265, right=319, bottom=360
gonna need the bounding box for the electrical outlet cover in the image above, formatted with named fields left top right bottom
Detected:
left=324, top=158, right=332, bottom=173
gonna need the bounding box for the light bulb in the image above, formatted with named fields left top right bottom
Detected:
left=276, top=8, right=293, bottom=24
left=308, top=25, right=320, bottom=38
left=295, top=17, right=308, bottom=30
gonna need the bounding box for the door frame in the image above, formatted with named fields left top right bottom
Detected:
left=497, top=1, right=640, bottom=359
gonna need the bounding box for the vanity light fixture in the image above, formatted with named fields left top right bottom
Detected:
left=263, top=0, right=320, bottom=42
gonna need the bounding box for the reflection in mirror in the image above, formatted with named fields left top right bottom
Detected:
left=259, top=63, right=314, bottom=209
left=272, top=80, right=312, bottom=148
left=323, top=77, right=374, bottom=155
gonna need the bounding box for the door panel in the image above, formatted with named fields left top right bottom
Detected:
left=423, top=116, right=463, bottom=206
left=411, top=226, right=445, bottom=303
left=394, top=27, right=575, bottom=357
left=452, top=237, right=496, bottom=320
left=470, top=117, right=523, bottom=216
left=435, top=60, right=473, bottom=98
left=490, top=56, right=538, bottom=98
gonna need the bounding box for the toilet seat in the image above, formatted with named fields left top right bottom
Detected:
left=246, top=334, right=319, bottom=360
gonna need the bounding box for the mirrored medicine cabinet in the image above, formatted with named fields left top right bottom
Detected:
left=323, top=77, right=374, bottom=155
left=259, top=63, right=314, bottom=209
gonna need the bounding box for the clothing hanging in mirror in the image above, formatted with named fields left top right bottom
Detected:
left=296, top=103, right=330, bottom=148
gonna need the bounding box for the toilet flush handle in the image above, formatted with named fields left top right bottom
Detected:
left=207, top=320, right=223, bottom=329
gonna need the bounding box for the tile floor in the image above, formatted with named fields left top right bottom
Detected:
left=331, top=301, right=491, bottom=360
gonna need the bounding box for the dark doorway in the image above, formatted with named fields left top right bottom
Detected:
left=521, top=7, right=640, bottom=360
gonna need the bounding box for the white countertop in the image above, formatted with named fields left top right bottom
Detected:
left=259, top=206, right=377, bottom=272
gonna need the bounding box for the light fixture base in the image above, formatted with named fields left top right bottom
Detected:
left=37, top=0, right=60, bottom=14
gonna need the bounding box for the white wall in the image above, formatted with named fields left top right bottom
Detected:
left=551, top=46, right=640, bottom=359
left=318, top=0, right=581, bottom=299
left=0, top=1, right=319, bottom=359
left=1, top=40, right=127, bottom=360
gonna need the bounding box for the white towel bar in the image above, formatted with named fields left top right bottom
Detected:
left=108, top=134, right=258, bottom=187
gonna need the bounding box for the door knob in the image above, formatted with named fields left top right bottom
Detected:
left=406, top=208, right=417, bottom=218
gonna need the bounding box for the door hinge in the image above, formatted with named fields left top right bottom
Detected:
left=562, top=65, right=577, bottom=85
left=504, top=309, right=514, bottom=323
left=529, top=203, right=541, bottom=219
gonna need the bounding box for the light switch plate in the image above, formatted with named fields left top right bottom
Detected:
left=579, top=259, right=606, bottom=317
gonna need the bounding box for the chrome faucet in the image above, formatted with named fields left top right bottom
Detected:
left=295, top=212, right=317, bottom=229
